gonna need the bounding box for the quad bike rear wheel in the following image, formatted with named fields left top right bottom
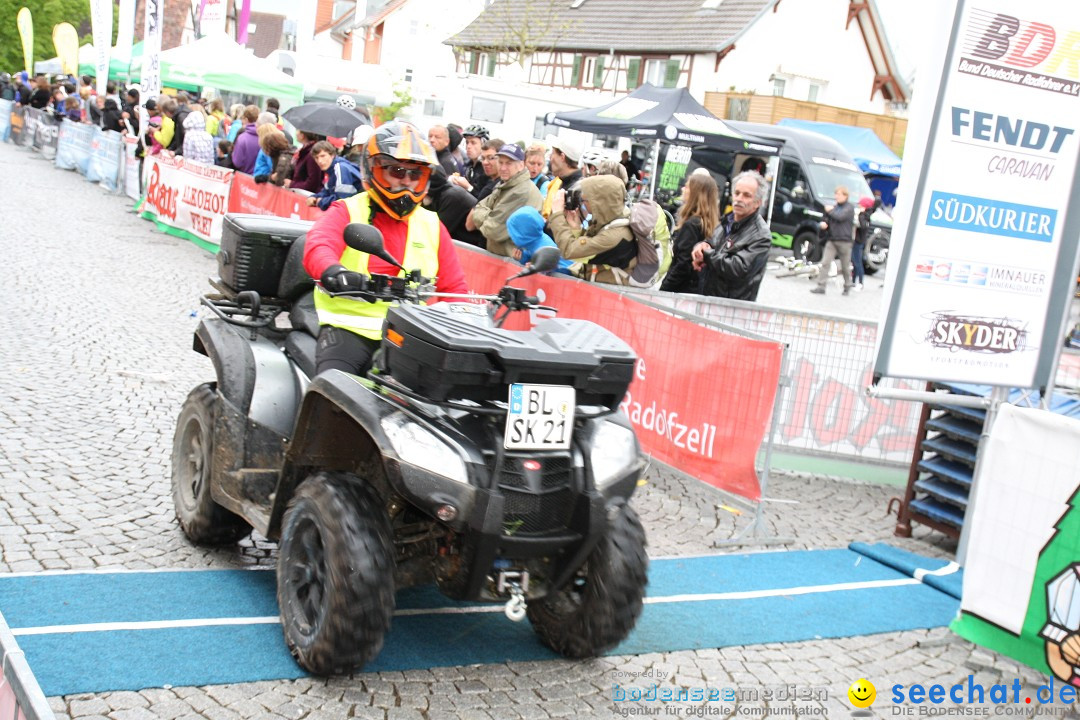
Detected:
left=277, top=472, right=395, bottom=675
left=527, top=504, right=648, bottom=657
left=171, top=383, right=250, bottom=544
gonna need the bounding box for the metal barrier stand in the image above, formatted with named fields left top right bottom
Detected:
left=622, top=292, right=794, bottom=547
left=0, top=610, right=55, bottom=720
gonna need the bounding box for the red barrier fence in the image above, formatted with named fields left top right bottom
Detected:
left=457, top=248, right=783, bottom=501
left=228, top=173, right=323, bottom=222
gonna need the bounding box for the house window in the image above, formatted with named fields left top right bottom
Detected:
left=423, top=99, right=444, bottom=117
left=468, top=52, right=496, bottom=77
left=471, top=97, right=505, bottom=124
left=643, top=58, right=680, bottom=88
left=581, top=56, right=595, bottom=86
left=807, top=83, right=821, bottom=102
left=772, top=77, right=786, bottom=96
left=404, top=67, right=413, bottom=82
left=643, top=59, right=667, bottom=86
left=571, top=55, right=606, bottom=88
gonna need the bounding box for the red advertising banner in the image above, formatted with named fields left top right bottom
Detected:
left=456, top=246, right=783, bottom=501
left=228, top=173, right=324, bottom=222
left=142, top=155, right=233, bottom=244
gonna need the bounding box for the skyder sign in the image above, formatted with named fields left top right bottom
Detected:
left=875, top=0, right=1080, bottom=388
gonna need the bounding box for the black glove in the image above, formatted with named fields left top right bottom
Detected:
left=320, top=264, right=374, bottom=300
left=252, top=174, right=269, bottom=184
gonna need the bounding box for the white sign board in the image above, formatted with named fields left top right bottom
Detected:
left=875, top=0, right=1080, bottom=389
left=139, top=0, right=164, bottom=139
left=90, top=0, right=112, bottom=95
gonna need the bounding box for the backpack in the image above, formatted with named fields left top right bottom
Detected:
left=627, top=199, right=662, bottom=287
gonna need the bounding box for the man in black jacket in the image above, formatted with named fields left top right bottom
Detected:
left=423, top=169, right=486, bottom=248
left=811, top=185, right=855, bottom=295
left=691, top=170, right=772, bottom=301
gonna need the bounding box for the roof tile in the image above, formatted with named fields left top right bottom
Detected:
left=445, top=0, right=776, bottom=53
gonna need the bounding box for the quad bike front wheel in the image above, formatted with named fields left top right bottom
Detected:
left=277, top=472, right=395, bottom=675
left=171, top=383, right=250, bottom=545
left=527, top=504, right=648, bottom=657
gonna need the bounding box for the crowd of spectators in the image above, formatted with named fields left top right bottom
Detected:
left=0, top=71, right=774, bottom=299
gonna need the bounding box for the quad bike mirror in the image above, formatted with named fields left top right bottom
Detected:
left=530, top=246, right=562, bottom=274
left=507, top=246, right=562, bottom=282
left=343, top=223, right=405, bottom=271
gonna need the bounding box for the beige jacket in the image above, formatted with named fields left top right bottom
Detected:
left=470, top=169, right=544, bottom=257
left=549, top=175, right=636, bottom=284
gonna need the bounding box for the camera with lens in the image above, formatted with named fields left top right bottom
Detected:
left=564, top=187, right=583, bottom=213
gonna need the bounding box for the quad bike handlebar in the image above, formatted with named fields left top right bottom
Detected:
left=328, top=225, right=564, bottom=327
left=321, top=274, right=557, bottom=327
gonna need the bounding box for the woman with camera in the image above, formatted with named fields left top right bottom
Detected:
left=549, top=174, right=637, bottom=284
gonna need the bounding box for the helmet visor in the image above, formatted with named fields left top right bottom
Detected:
left=370, top=158, right=432, bottom=199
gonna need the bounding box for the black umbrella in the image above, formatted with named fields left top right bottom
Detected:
left=282, top=102, right=372, bottom=138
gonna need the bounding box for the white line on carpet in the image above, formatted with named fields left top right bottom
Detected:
left=9, top=577, right=924, bottom=636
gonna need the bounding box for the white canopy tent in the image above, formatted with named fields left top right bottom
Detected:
left=35, top=43, right=95, bottom=75
left=266, top=50, right=394, bottom=108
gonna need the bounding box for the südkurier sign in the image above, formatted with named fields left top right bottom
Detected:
left=875, top=0, right=1080, bottom=389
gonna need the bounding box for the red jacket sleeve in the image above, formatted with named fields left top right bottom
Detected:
left=303, top=205, right=468, bottom=294
left=302, top=201, right=350, bottom=280
left=434, top=223, right=468, bottom=294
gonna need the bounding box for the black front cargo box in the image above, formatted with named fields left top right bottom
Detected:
left=382, top=304, right=636, bottom=409
left=218, top=214, right=313, bottom=297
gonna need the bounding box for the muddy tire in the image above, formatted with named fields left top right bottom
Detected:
left=527, top=504, right=648, bottom=657
left=277, top=472, right=395, bottom=675
left=171, top=383, right=250, bottom=544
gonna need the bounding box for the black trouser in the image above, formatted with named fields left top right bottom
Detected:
left=315, top=325, right=381, bottom=377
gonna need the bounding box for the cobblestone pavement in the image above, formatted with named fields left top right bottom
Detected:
left=0, top=141, right=1074, bottom=720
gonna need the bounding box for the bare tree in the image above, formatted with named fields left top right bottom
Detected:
left=469, top=0, right=579, bottom=68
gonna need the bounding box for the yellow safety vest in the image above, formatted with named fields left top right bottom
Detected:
left=313, top=192, right=441, bottom=340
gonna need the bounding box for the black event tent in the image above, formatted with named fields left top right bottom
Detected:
left=545, top=83, right=782, bottom=154
left=545, top=84, right=781, bottom=199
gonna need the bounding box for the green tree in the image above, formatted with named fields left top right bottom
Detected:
left=372, top=84, right=413, bottom=125
left=0, top=0, right=119, bottom=77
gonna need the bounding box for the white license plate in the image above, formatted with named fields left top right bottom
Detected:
left=504, top=384, right=575, bottom=450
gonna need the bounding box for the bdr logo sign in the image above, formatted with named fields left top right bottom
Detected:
left=960, top=9, right=1080, bottom=95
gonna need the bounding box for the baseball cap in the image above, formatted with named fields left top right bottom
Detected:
left=496, top=143, right=525, bottom=162
left=546, top=133, right=583, bottom=164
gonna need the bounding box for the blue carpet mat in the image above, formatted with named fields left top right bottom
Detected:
left=0, top=546, right=961, bottom=696
left=848, top=542, right=963, bottom=599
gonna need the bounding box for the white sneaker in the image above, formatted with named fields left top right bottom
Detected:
left=854, top=282, right=864, bottom=292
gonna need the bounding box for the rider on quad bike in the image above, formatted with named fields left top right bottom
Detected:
left=172, top=124, right=650, bottom=678
left=303, top=120, right=468, bottom=376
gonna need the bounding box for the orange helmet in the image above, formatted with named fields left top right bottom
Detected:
left=360, top=121, right=437, bottom=219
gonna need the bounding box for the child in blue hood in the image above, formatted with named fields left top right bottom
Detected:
left=506, top=206, right=576, bottom=275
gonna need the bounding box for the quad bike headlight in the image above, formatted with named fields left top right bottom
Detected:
left=589, top=420, right=640, bottom=488
left=381, top=413, right=468, bottom=484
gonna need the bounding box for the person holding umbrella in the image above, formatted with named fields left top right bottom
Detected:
left=282, top=95, right=371, bottom=141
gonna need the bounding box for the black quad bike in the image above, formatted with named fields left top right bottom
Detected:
left=171, top=214, right=649, bottom=675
